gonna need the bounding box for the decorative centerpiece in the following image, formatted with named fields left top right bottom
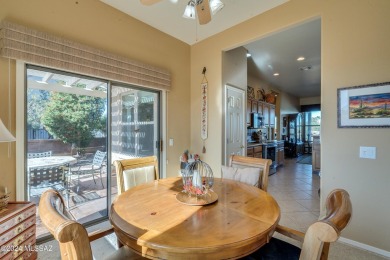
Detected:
left=176, top=160, right=218, bottom=206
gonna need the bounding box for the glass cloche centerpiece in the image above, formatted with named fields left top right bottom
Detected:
left=176, top=160, right=218, bottom=205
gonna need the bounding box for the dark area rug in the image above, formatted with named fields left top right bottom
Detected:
left=296, top=155, right=312, bottom=165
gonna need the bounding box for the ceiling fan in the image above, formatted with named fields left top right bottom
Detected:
left=140, top=0, right=225, bottom=25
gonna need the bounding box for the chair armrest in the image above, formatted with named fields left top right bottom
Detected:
left=88, top=226, right=115, bottom=242
left=275, top=224, right=305, bottom=243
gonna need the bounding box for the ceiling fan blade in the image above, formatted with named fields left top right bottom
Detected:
left=196, top=0, right=211, bottom=25
left=140, top=0, right=163, bottom=6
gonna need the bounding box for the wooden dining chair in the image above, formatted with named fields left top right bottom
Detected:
left=114, top=156, right=159, bottom=195
left=39, top=189, right=146, bottom=260
left=242, top=189, right=352, bottom=260
left=226, top=155, right=272, bottom=191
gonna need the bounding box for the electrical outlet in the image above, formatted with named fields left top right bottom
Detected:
left=359, top=146, right=376, bottom=159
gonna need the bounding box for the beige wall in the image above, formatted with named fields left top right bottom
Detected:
left=0, top=0, right=191, bottom=198
left=300, top=96, right=321, bottom=105
left=191, top=0, right=390, bottom=253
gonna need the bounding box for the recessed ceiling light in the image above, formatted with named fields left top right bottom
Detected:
left=273, top=73, right=279, bottom=76
left=246, top=52, right=251, bottom=58
left=297, top=57, right=305, bottom=61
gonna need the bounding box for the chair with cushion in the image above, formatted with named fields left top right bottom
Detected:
left=39, top=189, right=146, bottom=260
left=114, top=156, right=159, bottom=195
left=242, top=189, right=352, bottom=260
left=222, top=155, right=271, bottom=191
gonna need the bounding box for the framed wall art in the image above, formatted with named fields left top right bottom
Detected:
left=337, top=82, right=390, bottom=128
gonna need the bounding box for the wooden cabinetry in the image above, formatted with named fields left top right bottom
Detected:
left=253, top=145, right=263, bottom=158
left=262, top=103, right=269, bottom=126
left=312, top=136, right=321, bottom=172
left=276, top=141, right=284, bottom=166
left=247, top=144, right=263, bottom=158
left=269, top=105, right=275, bottom=126
left=246, top=99, right=275, bottom=127
left=0, top=202, right=37, bottom=260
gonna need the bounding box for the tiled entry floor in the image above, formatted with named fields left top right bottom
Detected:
left=268, top=158, right=321, bottom=232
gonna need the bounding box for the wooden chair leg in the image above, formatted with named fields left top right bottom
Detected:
left=117, top=239, right=124, bottom=248
left=320, top=242, right=330, bottom=260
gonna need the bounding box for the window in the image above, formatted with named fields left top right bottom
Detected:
left=304, top=111, right=321, bottom=142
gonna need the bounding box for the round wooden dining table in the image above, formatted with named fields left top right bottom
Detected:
left=110, top=177, right=280, bottom=260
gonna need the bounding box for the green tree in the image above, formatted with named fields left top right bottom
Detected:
left=41, top=92, right=106, bottom=149
left=27, top=89, right=50, bottom=129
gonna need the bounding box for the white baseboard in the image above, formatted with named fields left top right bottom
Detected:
left=338, top=236, right=390, bottom=259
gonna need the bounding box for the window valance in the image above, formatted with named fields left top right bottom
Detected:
left=0, top=20, right=171, bottom=90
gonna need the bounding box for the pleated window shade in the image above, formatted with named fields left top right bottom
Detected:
left=0, top=20, right=171, bottom=90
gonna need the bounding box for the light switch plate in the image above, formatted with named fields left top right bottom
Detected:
left=359, top=146, right=376, bottom=159
left=169, top=138, right=174, bottom=146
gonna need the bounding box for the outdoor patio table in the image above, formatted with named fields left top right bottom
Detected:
left=27, top=156, right=77, bottom=171
left=27, top=156, right=78, bottom=202
left=110, top=177, right=281, bottom=259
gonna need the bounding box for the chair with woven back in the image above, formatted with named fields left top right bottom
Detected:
left=39, top=189, right=146, bottom=260
left=27, top=150, right=52, bottom=159
left=223, top=155, right=272, bottom=192
left=114, top=156, right=159, bottom=195
left=71, top=150, right=107, bottom=191
left=242, top=188, right=352, bottom=260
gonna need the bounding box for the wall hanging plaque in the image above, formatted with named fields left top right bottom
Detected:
left=201, top=67, right=208, bottom=153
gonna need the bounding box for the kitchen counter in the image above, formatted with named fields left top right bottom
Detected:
left=247, top=140, right=283, bottom=147
left=246, top=141, right=285, bottom=175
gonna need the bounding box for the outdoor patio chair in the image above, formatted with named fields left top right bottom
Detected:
left=70, top=150, right=107, bottom=192
left=28, top=165, right=69, bottom=205
left=27, top=151, right=52, bottom=159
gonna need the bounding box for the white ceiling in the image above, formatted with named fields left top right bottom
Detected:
left=99, top=0, right=320, bottom=98
left=245, top=19, right=321, bottom=98
left=100, top=0, right=289, bottom=45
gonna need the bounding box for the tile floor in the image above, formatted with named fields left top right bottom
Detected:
left=38, top=157, right=389, bottom=259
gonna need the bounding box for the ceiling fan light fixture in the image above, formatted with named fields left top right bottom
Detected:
left=183, top=1, right=196, bottom=19
left=209, top=0, right=224, bottom=15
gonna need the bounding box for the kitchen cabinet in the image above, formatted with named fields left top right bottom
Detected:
left=312, top=136, right=321, bottom=172
left=263, top=103, right=270, bottom=126
left=269, top=105, right=275, bottom=126
left=276, top=141, right=284, bottom=166
left=246, top=100, right=252, bottom=125
left=253, top=145, right=263, bottom=158
left=257, top=102, right=263, bottom=115
left=246, top=99, right=275, bottom=127
left=247, top=144, right=262, bottom=158
left=247, top=100, right=259, bottom=125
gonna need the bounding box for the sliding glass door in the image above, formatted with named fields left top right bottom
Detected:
left=110, top=85, right=160, bottom=201
left=25, top=65, right=161, bottom=241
